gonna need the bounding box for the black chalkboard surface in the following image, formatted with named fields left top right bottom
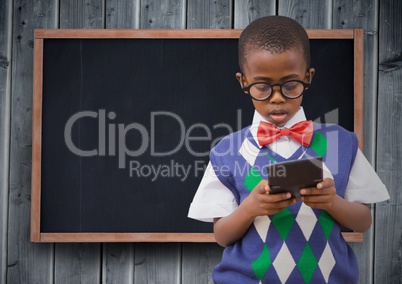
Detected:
left=31, top=29, right=363, bottom=242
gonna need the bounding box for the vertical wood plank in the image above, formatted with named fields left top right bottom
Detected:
left=375, top=205, right=402, bottom=283
left=233, top=0, right=276, bottom=28
left=60, top=0, right=104, bottom=29
left=102, top=243, right=135, bottom=284
left=333, top=1, right=379, bottom=283
left=54, top=244, right=101, bottom=284
left=0, top=0, right=12, bottom=282
left=105, top=0, right=140, bottom=29
left=278, top=0, right=331, bottom=29
left=140, top=0, right=186, bottom=29
left=181, top=243, right=223, bottom=284
left=187, top=0, right=232, bottom=29
left=7, top=0, right=57, bottom=283
left=376, top=0, right=402, bottom=282
left=134, top=243, right=181, bottom=284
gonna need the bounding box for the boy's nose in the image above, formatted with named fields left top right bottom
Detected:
left=268, top=87, right=286, bottom=104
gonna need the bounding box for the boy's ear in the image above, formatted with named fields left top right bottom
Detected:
left=307, top=68, right=315, bottom=83
left=236, top=72, right=244, bottom=87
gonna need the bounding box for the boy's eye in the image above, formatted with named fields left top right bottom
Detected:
left=254, top=83, right=271, bottom=92
left=283, top=82, right=298, bottom=91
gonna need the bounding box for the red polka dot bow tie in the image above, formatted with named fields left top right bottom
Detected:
left=257, top=120, right=314, bottom=147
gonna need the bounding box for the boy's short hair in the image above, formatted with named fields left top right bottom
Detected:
left=238, top=15, right=310, bottom=72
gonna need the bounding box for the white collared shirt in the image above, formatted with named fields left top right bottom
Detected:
left=188, top=108, right=389, bottom=222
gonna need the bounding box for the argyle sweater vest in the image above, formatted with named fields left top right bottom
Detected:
left=210, top=122, right=359, bottom=284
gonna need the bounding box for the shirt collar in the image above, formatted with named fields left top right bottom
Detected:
left=249, top=107, right=307, bottom=148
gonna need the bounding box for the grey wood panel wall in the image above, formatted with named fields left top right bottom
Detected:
left=0, top=0, right=12, bottom=283
left=106, top=0, right=139, bottom=29
left=140, top=0, right=186, bottom=29
left=7, top=1, right=57, bottom=283
left=376, top=0, right=402, bottom=283
left=234, top=0, right=275, bottom=28
left=278, top=0, right=332, bottom=29
left=187, top=0, right=232, bottom=29
left=0, top=0, right=400, bottom=283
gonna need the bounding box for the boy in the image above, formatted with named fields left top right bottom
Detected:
left=188, top=16, right=389, bottom=283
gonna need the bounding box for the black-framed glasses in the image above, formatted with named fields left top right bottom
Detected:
left=242, top=80, right=311, bottom=101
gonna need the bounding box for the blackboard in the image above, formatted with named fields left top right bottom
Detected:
left=31, top=29, right=363, bottom=242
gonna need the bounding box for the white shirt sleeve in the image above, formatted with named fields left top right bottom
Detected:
left=344, top=149, right=390, bottom=203
left=187, top=162, right=238, bottom=222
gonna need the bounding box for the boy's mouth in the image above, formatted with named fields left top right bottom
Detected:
left=268, top=108, right=289, bottom=124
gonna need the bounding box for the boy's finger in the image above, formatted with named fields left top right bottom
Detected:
left=252, top=180, right=268, bottom=193
left=258, top=179, right=268, bottom=187
left=300, top=187, right=328, bottom=196
left=317, top=178, right=334, bottom=189
left=266, top=191, right=293, bottom=201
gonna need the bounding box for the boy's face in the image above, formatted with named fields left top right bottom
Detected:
left=237, top=49, right=314, bottom=127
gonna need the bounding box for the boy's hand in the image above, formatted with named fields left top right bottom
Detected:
left=214, top=180, right=295, bottom=247
left=300, top=178, right=337, bottom=210
left=242, top=180, right=296, bottom=218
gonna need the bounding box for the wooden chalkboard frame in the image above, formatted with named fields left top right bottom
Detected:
left=31, top=29, right=364, bottom=243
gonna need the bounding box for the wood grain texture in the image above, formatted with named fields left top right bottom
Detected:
left=234, top=0, right=276, bottom=28
left=30, top=38, right=43, bottom=243
left=375, top=204, right=402, bottom=283
left=333, top=3, right=379, bottom=283
left=54, top=243, right=101, bottom=284
left=34, top=28, right=354, bottom=39
left=34, top=28, right=243, bottom=38
left=134, top=243, right=181, bottom=284
left=36, top=231, right=361, bottom=242
left=182, top=243, right=224, bottom=284
left=59, top=0, right=104, bottom=29
left=0, top=0, right=12, bottom=283
left=106, top=0, right=140, bottom=29
left=353, top=29, right=364, bottom=151
left=278, top=0, right=331, bottom=29
left=39, top=233, right=216, bottom=242
left=187, top=0, right=232, bottom=29
left=376, top=1, right=402, bottom=282
left=140, top=0, right=186, bottom=29
left=7, top=0, right=57, bottom=283
left=102, top=243, right=135, bottom=284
